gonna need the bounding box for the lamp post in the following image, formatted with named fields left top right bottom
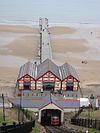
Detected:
left=88, top=104, right=91, bottom=128
left=2, top=94, right=5, bottom=121
left=18, top=92, right=22, bottom=122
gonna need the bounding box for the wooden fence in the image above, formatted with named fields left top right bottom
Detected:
left=71, top=118, right=100, bottom=130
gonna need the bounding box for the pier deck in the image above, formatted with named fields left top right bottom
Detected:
left=39, top=18, right=52, bottom=63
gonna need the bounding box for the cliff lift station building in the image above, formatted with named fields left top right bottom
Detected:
left=10, top=59, right=81, bottom=125
left=16, top=59, right=80, bottom=93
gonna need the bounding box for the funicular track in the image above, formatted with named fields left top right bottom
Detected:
left=45, top=126, right=84, bottom=133
left=45, top=126, right=72, bottom=133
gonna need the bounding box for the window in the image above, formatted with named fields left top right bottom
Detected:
left=24, top=81, right=31, bottom=85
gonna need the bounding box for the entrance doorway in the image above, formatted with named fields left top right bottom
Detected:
left=43, top=82, right=55, bottom=91
left=24, top=85, right=30, bottom=90
left=41, top=109, right=61, bottom=126
left=66, top=82, right=73, bottom=91
left=67, top=86, right=73, bottom=91
left=24, top=81, right=31, bottom=90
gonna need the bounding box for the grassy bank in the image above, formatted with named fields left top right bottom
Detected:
left=79, top=109, right=100, bottom=120
left=32, top=122, right=43, bottom=133
left=0, top=108, right=18, bottom=125
left=89, top=128, right=100, bottom=133
left=0, top=111, right=3, bottom=123
left=64, top=109, right=100, bottom=133
left=0, top=108, right=40, bottom=132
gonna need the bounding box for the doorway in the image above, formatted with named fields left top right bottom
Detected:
left=43, top=82, right=55, bottom=91
left=24, top=81, right=31, bottom=90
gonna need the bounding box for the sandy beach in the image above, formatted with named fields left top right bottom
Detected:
left=0, top=25, right=39, bottom=96
left=49, top=25, right=100, bottom=96
left=0, top=24, right=100, bottom=96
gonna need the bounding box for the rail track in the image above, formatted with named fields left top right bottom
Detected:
left=45, top=126, right=72, bottom=133
left=45, top=126, right=85, bottom=133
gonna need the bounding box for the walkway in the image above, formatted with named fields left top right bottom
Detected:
left=39, top=18, right=52, bottom=63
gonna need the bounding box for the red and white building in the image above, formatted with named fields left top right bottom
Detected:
left=60, top=63, right=80, bottom=91
left=36, top=59, right=61, bottom=91
left=17, top=62, right=36, bottom=90
left=16, top=59, right=80, bottom=92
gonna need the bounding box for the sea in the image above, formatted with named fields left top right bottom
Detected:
left=0, top=0, right=100, bottom=25
left=0, top=0, right=100, bottom=67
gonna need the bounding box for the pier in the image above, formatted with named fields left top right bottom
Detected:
left=39, top=18, right=52, bottom=63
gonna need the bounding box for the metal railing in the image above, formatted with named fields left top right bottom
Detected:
left=0, top=120, right=35, bottom=133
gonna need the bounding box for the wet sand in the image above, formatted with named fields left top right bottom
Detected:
left=0, top=35, right=39, bottom=59
left=51, top=38, right=88, bottom=53
left=0, top=25, right=39, bottom=33
left=0, top=25, right=39, bottom=96
left=0, top=67, right=19, bottom=96
left=50, top=25, right=100, bottom=96
left=0, top=24, right=100, bottom=96
left=49, top=26, right=76, bottom=35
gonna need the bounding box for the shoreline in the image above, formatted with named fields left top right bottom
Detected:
left=0, top=19, right=100, bottom=26
left=1, top=22, right=100, bottom=28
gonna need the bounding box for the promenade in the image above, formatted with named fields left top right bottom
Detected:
left=39, top=18, right=52, bottom=63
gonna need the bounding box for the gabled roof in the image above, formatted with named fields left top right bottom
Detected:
left=17, top=59, right=79, bottom=82
left=60, top=63, right=79, bottom=81
left=17, top=61, right=36, bottom=81
left=37, top=59, right=60, bottom=79
left=39, top=94, right=63, bottom=110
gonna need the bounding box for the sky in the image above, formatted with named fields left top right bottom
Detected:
left=0, top=0, right=100, bottom=24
